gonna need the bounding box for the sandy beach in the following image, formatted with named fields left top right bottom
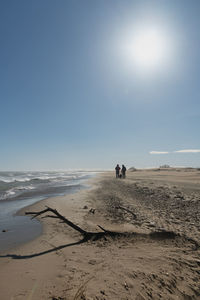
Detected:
left=0, top=169, right=200, bottom=300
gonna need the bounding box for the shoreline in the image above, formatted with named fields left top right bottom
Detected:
left=0, top=170, right=200, bottom=299
left=0, top=176, right=95, bottom=253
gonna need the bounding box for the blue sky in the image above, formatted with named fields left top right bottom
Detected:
left=0, top=0, right=200, bottom=170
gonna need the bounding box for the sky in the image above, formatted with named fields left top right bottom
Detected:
left=0, top=0, right=200, bottom=170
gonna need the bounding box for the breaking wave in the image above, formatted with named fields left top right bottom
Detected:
left=0, top=171, right=95, bottom=201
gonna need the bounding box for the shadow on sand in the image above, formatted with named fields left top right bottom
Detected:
left=1, top=230, right=198, bottom=260
left=0, top=237, right=87, bottom=259
left=1, top=205, right=199, bottom=260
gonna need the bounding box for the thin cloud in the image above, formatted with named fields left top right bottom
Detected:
left=149, top=151, right=169, bottom=154
left=174, top=149, right=200, bottom=153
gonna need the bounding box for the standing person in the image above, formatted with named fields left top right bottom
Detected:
left=115, top=164, right=121, bottom=178
left=121, top=164, right=127, bottom=178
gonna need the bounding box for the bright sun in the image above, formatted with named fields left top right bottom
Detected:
left=123, top=27, right=169, bottom=71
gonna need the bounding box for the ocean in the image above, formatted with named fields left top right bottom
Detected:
left=0, top=171, right=96, bottom=252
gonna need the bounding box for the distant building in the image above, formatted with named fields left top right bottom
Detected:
left=159, top=164, right=170, bottom=168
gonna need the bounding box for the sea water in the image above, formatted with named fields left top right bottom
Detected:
left=0, top=171, right=95, bottom=252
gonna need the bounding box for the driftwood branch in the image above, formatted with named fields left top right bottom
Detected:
left=26, top=206, right=86, bottom=235
left=98, top=225, right=108, bottom=232
left=115, top=205, right=137, bottom=219
left=25, top=206, right=199, bottom=250
left=25, top=206, right=118, bottom=242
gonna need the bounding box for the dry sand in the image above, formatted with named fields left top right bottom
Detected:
left=0, top=169, right=200, bottom=300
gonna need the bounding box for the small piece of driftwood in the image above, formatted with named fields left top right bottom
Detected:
left=115, top=205, right=137, bottom=219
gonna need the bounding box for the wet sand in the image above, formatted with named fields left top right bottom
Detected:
left=0, top=169, right=200, bottom=299
left=0, top=197, right=44, bottom=252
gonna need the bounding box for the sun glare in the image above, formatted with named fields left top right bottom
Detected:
left=123, top=27, right=170, bottom=72
left=133, top=30, right=165, bottom=66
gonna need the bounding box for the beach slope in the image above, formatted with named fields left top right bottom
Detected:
left=0, top=169, right=200, bottom=300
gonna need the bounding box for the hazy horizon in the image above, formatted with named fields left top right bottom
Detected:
left=1, top=165, right=200, bottom=172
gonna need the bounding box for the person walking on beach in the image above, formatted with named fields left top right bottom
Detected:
left=121, top=164, right=127, bottom=178
left=115, top=164, right=121, bottom=178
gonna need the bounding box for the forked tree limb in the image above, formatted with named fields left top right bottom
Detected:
left=25, top=206, right=116, bottom=243
left=26, top=206, right=87, bottom=235
left=25, top=206, right=199, bottom=250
